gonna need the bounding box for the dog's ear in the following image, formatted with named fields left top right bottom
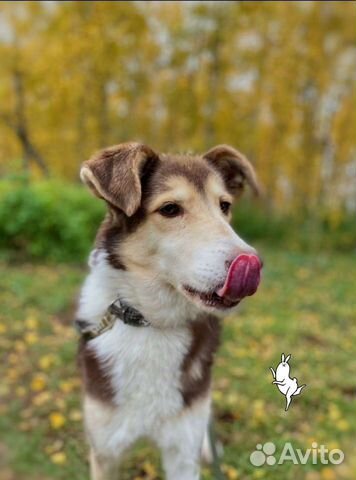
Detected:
left=80, top=142, right=159, bottom=216
left=203, top=144, right=260, bottom=197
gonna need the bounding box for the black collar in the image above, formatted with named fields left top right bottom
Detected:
left=77, top=298, right=150, bottom=341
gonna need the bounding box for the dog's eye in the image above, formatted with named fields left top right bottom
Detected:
left=220, top=201, right=231, bottom=215
left=158, top=203, right=183, bottom=218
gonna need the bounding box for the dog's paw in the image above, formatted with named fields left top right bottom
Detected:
left=201, top=430, right=224, bottom=464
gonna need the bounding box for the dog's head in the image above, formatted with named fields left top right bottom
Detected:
left=81, top=142, right=262, bottom=313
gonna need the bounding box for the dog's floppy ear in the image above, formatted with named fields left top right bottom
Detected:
left=80, top=142, right=159, bottom=217
left=203, top=144, right=260, bottom=197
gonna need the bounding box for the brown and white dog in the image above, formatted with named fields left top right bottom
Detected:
left=76, top=142, right=262, bottom=480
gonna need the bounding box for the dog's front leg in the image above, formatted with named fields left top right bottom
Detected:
left=161, top=445, right=201, bottom=480
left=84, top=396, right=129, bottom=480
left=90, top=449, right=121, bottom=480
left=157, top=398, right=210, bottom=480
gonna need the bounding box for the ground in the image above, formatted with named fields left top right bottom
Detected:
left=0, top=246, right=355, bottom=480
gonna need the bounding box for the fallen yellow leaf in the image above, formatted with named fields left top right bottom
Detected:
left=49, top=412, right=66, bottom=429
left=25, top=316, right=39, bottom=330
left=0, top=323, right=7, bottom=334
left=24, top=332, right=39, bottom=345
left=321, top=467, right=337, bottom=480
left=50, top=451, right=67, bottom=465
left=39, top=354, right=56, bottom=370
left=30, top=374, right=47, bottom=392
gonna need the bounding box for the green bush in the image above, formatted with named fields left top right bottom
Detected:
left=232, top=200, right=291, bottom=244
left=0, top=180, right=354, bottom=263
left=0, top=179, right=105, bottom=262
left=232, top=199, right=356, bottom=253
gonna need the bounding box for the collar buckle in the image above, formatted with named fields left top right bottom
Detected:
left=77, top=297, right=150, bottom=341
left=111, top=299, right=150, bottom=327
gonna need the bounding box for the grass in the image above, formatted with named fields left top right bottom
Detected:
left=0, top=246, right=355, bottom=480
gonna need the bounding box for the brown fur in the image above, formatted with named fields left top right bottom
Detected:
left=95, top=212, right=127, bottom=270
left=181, top=315, right=221, bottom=406
left=203, top=144, right=260, bottom=196
left=78, top=338, right=115, bottom=403
left=145, top=156, right=212, bottom=196
left=81, top=142, right=159, bottom=217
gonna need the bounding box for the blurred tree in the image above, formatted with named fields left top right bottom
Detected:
left=0, top=1, right=355, bottom=216
left=0, top=2, right=50, bottom=176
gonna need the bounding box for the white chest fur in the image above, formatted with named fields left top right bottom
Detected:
left=93, top=321, right=191, bottom=419
left=83, top=322, right=194, bottom=455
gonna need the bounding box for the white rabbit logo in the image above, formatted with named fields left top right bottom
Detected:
left=270, top=353, right=306, bottom=411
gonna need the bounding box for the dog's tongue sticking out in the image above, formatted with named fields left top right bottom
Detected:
left=216, top=254, right=262, bottom=302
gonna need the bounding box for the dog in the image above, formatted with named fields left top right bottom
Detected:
left=76, top=142, right=262, bottom=480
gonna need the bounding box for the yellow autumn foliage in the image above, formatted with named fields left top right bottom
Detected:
left=0, top=2, right=354, bottom=216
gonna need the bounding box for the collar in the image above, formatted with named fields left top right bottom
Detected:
left=77, top=298, right=150, bottom=340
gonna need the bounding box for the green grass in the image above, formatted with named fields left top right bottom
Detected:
left=0, top=247, right=355, bottom=480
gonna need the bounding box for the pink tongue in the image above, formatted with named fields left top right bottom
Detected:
left=216, top=254, right=262, bottom=301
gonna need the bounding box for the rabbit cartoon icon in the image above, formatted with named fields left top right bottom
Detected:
left=270, top=353, right=306, bottom=411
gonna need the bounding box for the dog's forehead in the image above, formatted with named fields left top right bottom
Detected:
left=147, top=153, right=223, bottom=195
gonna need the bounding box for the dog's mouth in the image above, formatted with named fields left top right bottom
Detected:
left=183, top=286, right=241, bottom=310
left=183, top=254, right=262, bottom=310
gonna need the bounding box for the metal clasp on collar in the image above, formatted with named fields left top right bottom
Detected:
left=109, top=298, right=150, bottom=327
left=76, top=298, right=150, bottom=341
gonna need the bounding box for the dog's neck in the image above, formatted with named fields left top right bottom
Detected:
left=77, top=249, right=201, bottom=329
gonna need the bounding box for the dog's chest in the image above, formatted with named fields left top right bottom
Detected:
left=92, top=322, right=192, bottom=420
